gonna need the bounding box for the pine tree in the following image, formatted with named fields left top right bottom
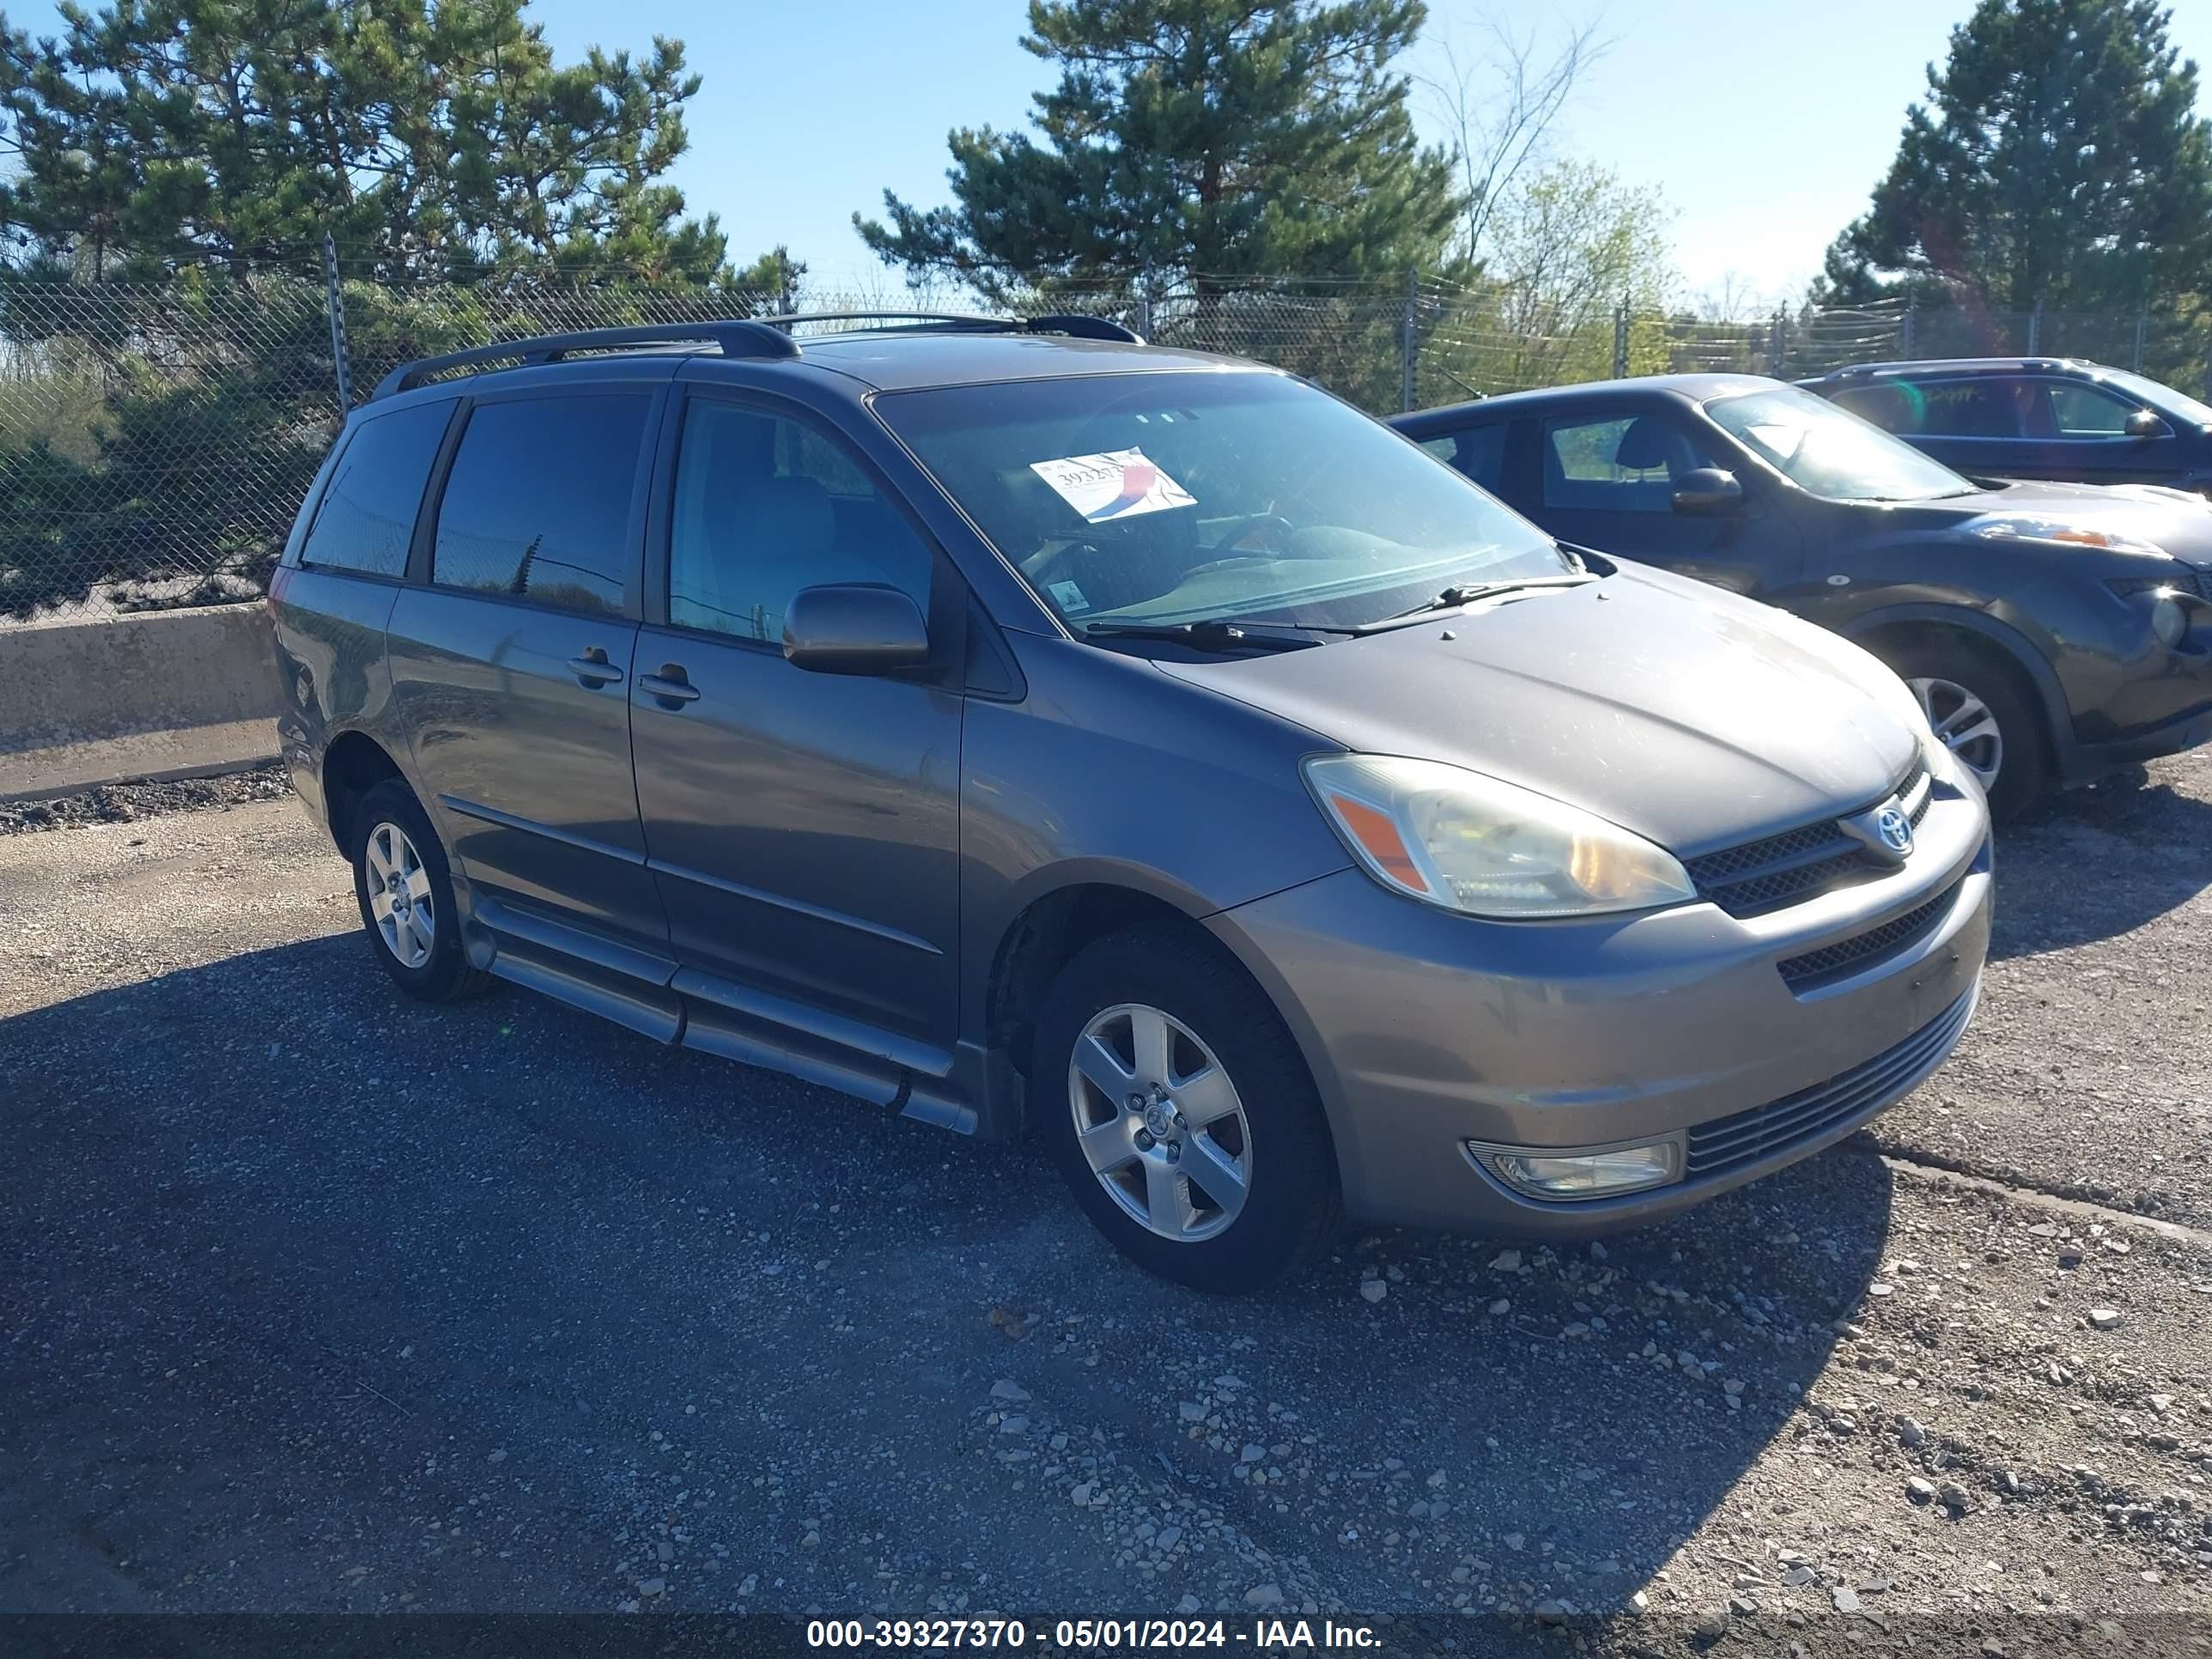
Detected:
left=1814, top=0, right=2212, bottom=313
left=855, top=0, right=1464, bottom=300
left=0, top=0, right=789, bottom=287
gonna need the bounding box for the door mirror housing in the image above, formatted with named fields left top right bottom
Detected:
left=2124, top=408, right=2171, bottom=440
left=1671, top=466, right=1744, bottom=516
left=782, top=583, right=932, bottom=675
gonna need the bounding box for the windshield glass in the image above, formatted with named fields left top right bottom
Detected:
left=1705, top=384, right=1977, bottom=502
left=873, top=371, right=1570, bottom=632
left=2105, top=368, right=2212, bottom=428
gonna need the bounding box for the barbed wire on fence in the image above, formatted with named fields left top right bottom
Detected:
left=3, top=270, right=2209, bottom=621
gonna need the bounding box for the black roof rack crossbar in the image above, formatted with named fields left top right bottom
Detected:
left=1024, top=313, right=1145, bottom=344
left=370, top=319, right=799, bottom=400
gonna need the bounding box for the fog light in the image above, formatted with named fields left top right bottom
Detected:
left=2153, top=593, right=2186, bottom=647
left=1475, top=1138, right=1684, bottom=1201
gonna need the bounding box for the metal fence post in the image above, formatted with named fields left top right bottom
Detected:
left=321, top=231, right=353, bottom=410
left=1138, top=268, right=1156, bottom=342
left=1901, top=304, right=1916, bottom=361
left=1401, top=268, right=1418, bottom=412
left=2027, top=301, right=2042, bottom=357
left=1612, top=299, right=1629, bottom=380
left=2133, top=313, right=2147, bottom=374
left=1769, top=313, right=1787, bottom=377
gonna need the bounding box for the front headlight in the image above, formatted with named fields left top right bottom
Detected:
left=1304, top=755, right=1696, bottom=919
left=1972, top=515, right=2169, bottom=557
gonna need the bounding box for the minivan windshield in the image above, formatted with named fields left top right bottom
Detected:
left=874, top=370, right=1571, bottom=633
left=1706, top=384, right=1979, bottom=503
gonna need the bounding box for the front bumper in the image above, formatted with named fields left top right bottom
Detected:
left=1206, top=779, right=1992, bottom=1235
left=2061, top=696, right=2212, bottom=783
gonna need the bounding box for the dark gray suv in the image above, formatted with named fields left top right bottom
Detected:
left=270, top=317, right=1990, bottom=1291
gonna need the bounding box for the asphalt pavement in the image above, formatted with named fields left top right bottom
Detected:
left=5, top=753, right=2212, bottom=1655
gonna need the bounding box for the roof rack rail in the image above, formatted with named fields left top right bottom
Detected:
left=370, top=319, right=799, bottom=400
left=744, top=309, right=1146, bottom=346
left=367, top=309, right=1148, bottom=402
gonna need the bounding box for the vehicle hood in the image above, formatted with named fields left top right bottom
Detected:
left=1948, top=478, right=2212, bottom=568
left=1157, top=564, right=1921, bottom=857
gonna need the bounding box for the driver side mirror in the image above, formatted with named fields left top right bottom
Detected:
left=782, top=583, right=931, bottom=675
left=2124, top=408, right=2171, bottom=440
left=1671, top=466, right=1744, bottom=516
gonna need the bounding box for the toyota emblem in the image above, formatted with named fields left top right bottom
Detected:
left=1875, top=805, right=1913, bottom=856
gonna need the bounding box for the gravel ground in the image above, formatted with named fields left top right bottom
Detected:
left=4, top=756, right=2211, bottom=1655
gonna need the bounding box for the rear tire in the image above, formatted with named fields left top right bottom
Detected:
left=1877, top=640, right=2048, bottom=823
left=1033, top=923, right=1341, bottom=1293
left=349, top=778, right=490, bottom=1003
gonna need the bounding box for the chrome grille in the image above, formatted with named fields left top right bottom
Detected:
left=1684, top=987, right=1976, bottom=1177
left=1683, top=757, right=1930, bottom=919
left=1775, top=878, right=1963, bottom=991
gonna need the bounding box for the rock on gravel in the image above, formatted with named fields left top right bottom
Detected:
left=0, top=764, right=289, bottom=835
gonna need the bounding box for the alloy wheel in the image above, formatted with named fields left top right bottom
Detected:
left=364, top=820, right=435, bottom=969
left=1906, top=676, right=2003, bottom=789
left=1067, top=1002, right=1253, bottom=1243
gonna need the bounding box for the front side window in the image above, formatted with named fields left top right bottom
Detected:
left=1705, top=385, right=1976, bottom=504
left=1540, top=413, right=1717, bottom=513
left=2045, top=380, right=2137, bottom=437
left=300, top=401, right=453, bottom=576
left=667, top=402, right=933, bottom=643
left=873, top=371, right=1568, bottom=633
left=433, top=394, right=649, bottom=616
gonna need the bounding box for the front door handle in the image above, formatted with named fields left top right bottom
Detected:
left=639, top=668, right=701, bottom=707
left=568, top=649, right=624, bottom=689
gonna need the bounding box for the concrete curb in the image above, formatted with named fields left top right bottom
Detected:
left=0, top=604, right=283, bottom=801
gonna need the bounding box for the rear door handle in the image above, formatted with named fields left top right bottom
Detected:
left=568, top=651, right=624, bottom=688
left=639, top=669, right=701, bottom=707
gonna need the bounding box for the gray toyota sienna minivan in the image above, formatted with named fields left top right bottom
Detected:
left=270, top=314, right=1992, bottom=1291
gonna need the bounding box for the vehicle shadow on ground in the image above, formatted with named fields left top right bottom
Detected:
left=1989, top=767, right=2212, bottom=959
left=2, top=934, right=1893, bottom=1626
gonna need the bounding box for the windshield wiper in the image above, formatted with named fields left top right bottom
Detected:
left=1080, top=617, right=1358, bottom=653
left=1355, top=574, right=1595, bottom=632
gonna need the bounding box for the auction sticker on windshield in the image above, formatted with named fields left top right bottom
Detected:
left=1030, top=447, right=1196, bottom=522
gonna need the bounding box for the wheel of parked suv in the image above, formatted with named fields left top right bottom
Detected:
left=349, top=778, right=489, bottom=1002
left=1034, top=923, right=1341, bottom=1292
left=1879, top=642, right=2047, bottom=823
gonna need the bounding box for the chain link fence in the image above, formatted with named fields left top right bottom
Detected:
left=5, top=270, right=2210, bottom=620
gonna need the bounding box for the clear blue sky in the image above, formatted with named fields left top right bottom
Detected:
left=512, top=0, right=2212, bottom=307
left=14, top=0, right=2212, bottom=303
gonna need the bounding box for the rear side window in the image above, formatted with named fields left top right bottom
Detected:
left=433, top=394, right=650, bottom=615
left=300, top=401, right=453, bottom=576
left=667, top=401, right=933, bottom=643
left=1420, top=424, right=1508, bottom=493
left=1908, top=380, right=2022, bottom=439
left=1831, top=385, right=1916, bottom=433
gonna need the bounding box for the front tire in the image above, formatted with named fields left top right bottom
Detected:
left=1879, top=641, right=2048, bottom=822
left=1034, top=923, right=1341, bottom=1292
left=349, top=778, right=489, bottom=1003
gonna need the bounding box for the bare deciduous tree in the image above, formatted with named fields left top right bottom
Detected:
left=1419, top=7, right=1613, bottom=269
